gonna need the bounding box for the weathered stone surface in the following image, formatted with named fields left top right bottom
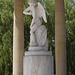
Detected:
left=23, top=51, right=53, bottom=75
left=23, top=0, right=48, bottom=49
left=25, top=50, right=52, bottom=56
left=28, top=47, right=48, bottom=51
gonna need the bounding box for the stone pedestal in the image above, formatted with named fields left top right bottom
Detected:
left=23, top=51, right=53, bottom=75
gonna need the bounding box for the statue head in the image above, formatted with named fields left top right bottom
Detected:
left=28, top=0, right=38, bottom=7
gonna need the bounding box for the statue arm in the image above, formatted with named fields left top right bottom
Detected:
left=23, top=7, right=32, bottom=15
left=31, top=17, right=36, bottom=27
left=31, top=8, right=36, bottom=26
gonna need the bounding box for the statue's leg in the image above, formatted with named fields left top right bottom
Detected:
left=30, top=31, right=37, bottom=46
left=30, top=20, right=42, bottom=46
left=30, top=20, right=42, bottom=32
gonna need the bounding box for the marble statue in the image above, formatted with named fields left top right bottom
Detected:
left=23, top=0, right=48, bottom=50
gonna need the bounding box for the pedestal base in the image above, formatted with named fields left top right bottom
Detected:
left=23, top=51, right=54, bottom=75
left=28, top=47, right=48, bottom=51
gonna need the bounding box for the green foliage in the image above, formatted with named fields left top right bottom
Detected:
left=0, top=0, right=13, bottom=75
left=65, top=0, right=75, bottom=75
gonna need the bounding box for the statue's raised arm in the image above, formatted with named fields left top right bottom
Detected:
left=23, top=6, right=32, bottom=15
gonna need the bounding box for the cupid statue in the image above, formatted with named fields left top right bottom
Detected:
left=23, top=0, right=48, bottom=50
